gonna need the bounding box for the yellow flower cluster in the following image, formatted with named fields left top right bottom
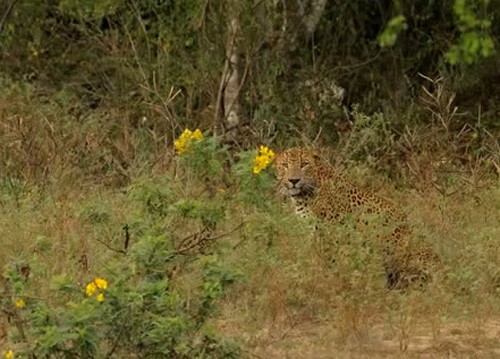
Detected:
left=174, top=128, right=203, bottom=154
left=85, top=277, right=108, bottom=302
left=253, top=146, right=275, bottom=174
left=4, top=349, right=14, bottom=359
left=14, top=299, right=25, bottom=309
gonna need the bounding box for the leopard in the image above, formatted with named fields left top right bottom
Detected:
left=273, top=146, right=440, bottom=290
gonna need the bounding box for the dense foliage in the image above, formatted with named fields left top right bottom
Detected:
left=0, top=136, right=276, bottom=357
left=1, top=1, right=499, bottom=127
left=1, top=0, right=498, bottom=180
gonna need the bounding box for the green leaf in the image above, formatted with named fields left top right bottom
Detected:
left=377, top=15, right=407, bottom=48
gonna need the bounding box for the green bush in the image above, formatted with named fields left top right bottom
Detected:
left=0, top=132, right=279, bottom=358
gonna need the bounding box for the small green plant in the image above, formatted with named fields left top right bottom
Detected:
left=232, top=146, right=276, bottom=209
left=446, top=0, right=495, bottom=64
left=378, top=15, right=408, bottom=48
left=338, top=105, right=395, bottom=168
left=174, top=129, right=227, bottom=179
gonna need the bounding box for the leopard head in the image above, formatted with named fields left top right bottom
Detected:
left=273, top=147, right=321, bottom=197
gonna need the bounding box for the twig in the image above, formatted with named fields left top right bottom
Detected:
left=175, top=221, right=246, bottom=255
left=336, top=51, right=382, bottom=72
left=123, top=224, right=130, bottom=252
left=0, top=0, right=17, bottom=33
left=176, top=228, right=211, bottom=253
left=195, top=0, right=210, bottom=29
left=105, top=316, right=128, bottom=358
left=240, top=350, right=265, bottom=359
left=206, top=221, right=246, bottom=242
left=263, top=317, right=303, bottom=346
left=492, top=160, right=500, bottom=177
left=94, top=237, right=127, bottom=255
left=214, top=31, right=236, bottom=134
left=141, top=84, right=181, bottom=140
left=129, top=0, right=151, bottom=60
left=122, top=22, right=148, bottom=84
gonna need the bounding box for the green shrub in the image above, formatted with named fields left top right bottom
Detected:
left=0, top=133, right=278, bottom=358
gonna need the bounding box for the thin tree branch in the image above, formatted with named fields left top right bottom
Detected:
left=94, top=237, right=127, bottom=255
left=0, top=0, right=17, bottom=33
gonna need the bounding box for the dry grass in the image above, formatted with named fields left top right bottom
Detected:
left=1, top=147, right=499, bottom=358
left=1, top=158, right=499, bottom=357
left=223, top=318, right=500, bottom=358
left=213, top=182, right=500, bottom=358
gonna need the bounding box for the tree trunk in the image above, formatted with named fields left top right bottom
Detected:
left=215, top=14, right=242, bottom=140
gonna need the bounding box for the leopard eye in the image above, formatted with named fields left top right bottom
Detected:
left=301, top=160, right=310, bottom=167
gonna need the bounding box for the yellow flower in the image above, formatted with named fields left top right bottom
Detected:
left=192, top=129, right=203, bottom=140
left=253, top=146, right=275, bottom=174
left=14, top=299, right=26, bottom=309
left=86, top=282, right=97, bottom=297
left=174, top=129, right=204, bottom=154
left=86, top=277, right=109, bottom=299
left=94, top=277, right=108, bottom=290
left=4, top=349, right=14, bottom=359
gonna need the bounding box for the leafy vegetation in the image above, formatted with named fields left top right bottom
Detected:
left=0, top=137, right=272, bottom=357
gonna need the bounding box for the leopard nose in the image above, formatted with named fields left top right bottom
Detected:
left=288, top=178, right=300, bottom=186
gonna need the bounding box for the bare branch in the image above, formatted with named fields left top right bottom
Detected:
left=0, top=0, right=17, bottom=33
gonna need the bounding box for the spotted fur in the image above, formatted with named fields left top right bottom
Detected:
left=273, top=147, right=439, bottom=289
